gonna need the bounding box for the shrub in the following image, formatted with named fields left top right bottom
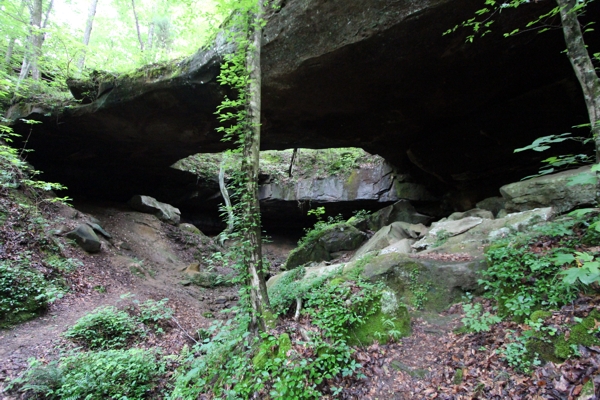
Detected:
left=16, top=348, right=163, bottom=399
left=0, top=260, right=48, bottom=328
left=63, top=306, right=139, bottom=349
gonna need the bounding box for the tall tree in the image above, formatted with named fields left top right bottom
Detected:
left=556, top=0, right=600, bottom=162
left=214, top=0, right=272, bottom=332
left=131, top=0, right=144, bottom=52
left=241, top=0, right=271, bottom=332
left=76, top=0, right=100, bottom=74
left=16, top=0, right=53, bottom=87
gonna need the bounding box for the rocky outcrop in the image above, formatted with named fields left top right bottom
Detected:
left=66, top=224, right=102, bottom=253
left=128, top=195, right=181, bottom=225
left=8, top=0, right=599, bottom=212
left=500, top=166, right=598, bottom=213
left=283, top=223, right=366, bottom=270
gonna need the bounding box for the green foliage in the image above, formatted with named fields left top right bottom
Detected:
left=133, top=298, right=174, bottom=332
left=15, top=348, right=164, bottom=399
left=171, top=276, right=391, bottom=398
left=498, top=330, right=541, bottom=374
left=299, top=210, right=345, bottom=247
left=482, top=236, right=578, bottom=319
left=0, top=259, right=48, bottom=328
left=63, top=306, right=139, bottom=349
left=408, top=268, right=432, bottom=310
left=461, top=302, right=502, bottom=333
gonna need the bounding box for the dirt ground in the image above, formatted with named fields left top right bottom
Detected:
left=0, top=200, right=259, bottom=397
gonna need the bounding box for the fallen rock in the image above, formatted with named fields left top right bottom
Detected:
left=353, top=200, right=432, bottom=232
left=500, top=166, right=597, bottom=213
left=128, top=195, right=181, bottom=225
left=413, top=217, right=483, bottom=250
left=353, top=222, right=426, bottom=260
left=66, top=224, right=101, bottom=253
left=85, top=221, right=112, bottom=238
left=283, top=223, right=366, bottom=270
left=447, top=208, right=494, bottom=221
left=476, top=196, right=506, bottom=217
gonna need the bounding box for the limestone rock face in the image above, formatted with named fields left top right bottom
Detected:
left=8, top=0, right=599, bottom=209
left=356, top=200, right=432, bottom=232
left=66, top=224, right=101, bottom=253
left=500, top=166, right=598, bottom=214
left=128, top=195, right=181, bottom=225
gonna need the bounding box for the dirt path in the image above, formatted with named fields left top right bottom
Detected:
left=0, top=201, right=244, bottom=397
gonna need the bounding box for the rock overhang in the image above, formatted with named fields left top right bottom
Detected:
left=6, top=0, right=599, bottom=212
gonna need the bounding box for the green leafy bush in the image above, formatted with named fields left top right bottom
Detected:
left=0, top=260, right=48, bottom=328
left=16, top=349, right=163, bottom=399
left=171, top=276, right=386, bottom=399
left=461, top=302, right=502, bottom=333
left=63, top=306, right=139, bottom=349
left=482, top=238, right=578, bottom=318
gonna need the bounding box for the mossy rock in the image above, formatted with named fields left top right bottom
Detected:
left=348, top=252, right=483, bottom=312
left=530, top=310, right=552, bottom=322
left=348, top=301, right=410, bottom=346
left=253, top=333, right=292, bottom=369
left=283, top=223, right=365, bottom=270
left=527, top=310, right=600, bottom=363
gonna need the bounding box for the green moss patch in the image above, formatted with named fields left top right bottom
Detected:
left=348, top=304, right=410, bottom=346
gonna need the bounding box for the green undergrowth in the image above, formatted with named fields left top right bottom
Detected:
left=13, top=348, right=166, bottom=400
left=11, top=298, right=175, bottom=398
left=458, top=210, right=600, bottom=373
left=170, top=270, right=408, bottom=399
left=480, top=212, right=600, bottom=320
left=63, top=298, right=174, bottom=350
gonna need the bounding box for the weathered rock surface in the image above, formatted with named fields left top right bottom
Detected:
left=354, top=200, right=433, bottom=232
left=66, top=224, right=101, bottom=253
left=352, top=222, right=426, bottom=260
left=8, top=0, right=599, bottom=212
left=283, top=223, right=366, bottom=269
left=128, top=195, right=181, bottom=225
left=500, top=166, right=598, bottom=213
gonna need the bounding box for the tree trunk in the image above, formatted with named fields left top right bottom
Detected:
left=218, top=155, right=235, bottom=242
left=556, top=0, right=600, bottom=162
left=242, top=0, right=271, bottom=333
left=76, top=0, right=99, bottom=74
left=131, top=0, right=144, bottom=52
left=4, top=0, right=27, bottom=70
left=16, top=0, right=43, bottom=91
left=30, top=0, right=53, bottom=80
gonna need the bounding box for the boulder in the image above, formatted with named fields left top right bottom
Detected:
left=447, top=208, right=494, bottom=221
left=269, top=252, right=484, bottom=313
left=353, top=222, right=426, bottom=260
left=128, top=195, right=181, bottom=225
left=500, top=166, right=597, bottom=214
left=476, top=196, right=506, bottom=217
left=283, top=223, right=366, bottom=269
left=66, top=224, right=102, bottom=253
left=412, top=217, right=483, bottom=250
left=354, top=200, right=432, bottom=232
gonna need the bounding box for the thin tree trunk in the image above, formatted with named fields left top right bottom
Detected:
left=242, top=0, right=271, bottom=333
left=76, top=0, right=99, bottom=73
left=131, top=0, right=144, bottom=52
left=218, top=155, right=235, bottom=241
left=556, top=0, right=600, bottom=162
left=4, top=0, right=27, bottom=69
left=31, top=0, right=53, bottom=80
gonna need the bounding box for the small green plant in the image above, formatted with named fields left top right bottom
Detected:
left=432, top=229, right=451, bottom=248
left=498, top=330, right=541, bottom=374
left=63, top=306, right=139, bottom=349
left=408, top=269, right=431, bottom=310
left=461, top=302, right=502, bottom=333
left=15, top=349, right=164, bottom=399
left=134, top=298, right=174, bottom=333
